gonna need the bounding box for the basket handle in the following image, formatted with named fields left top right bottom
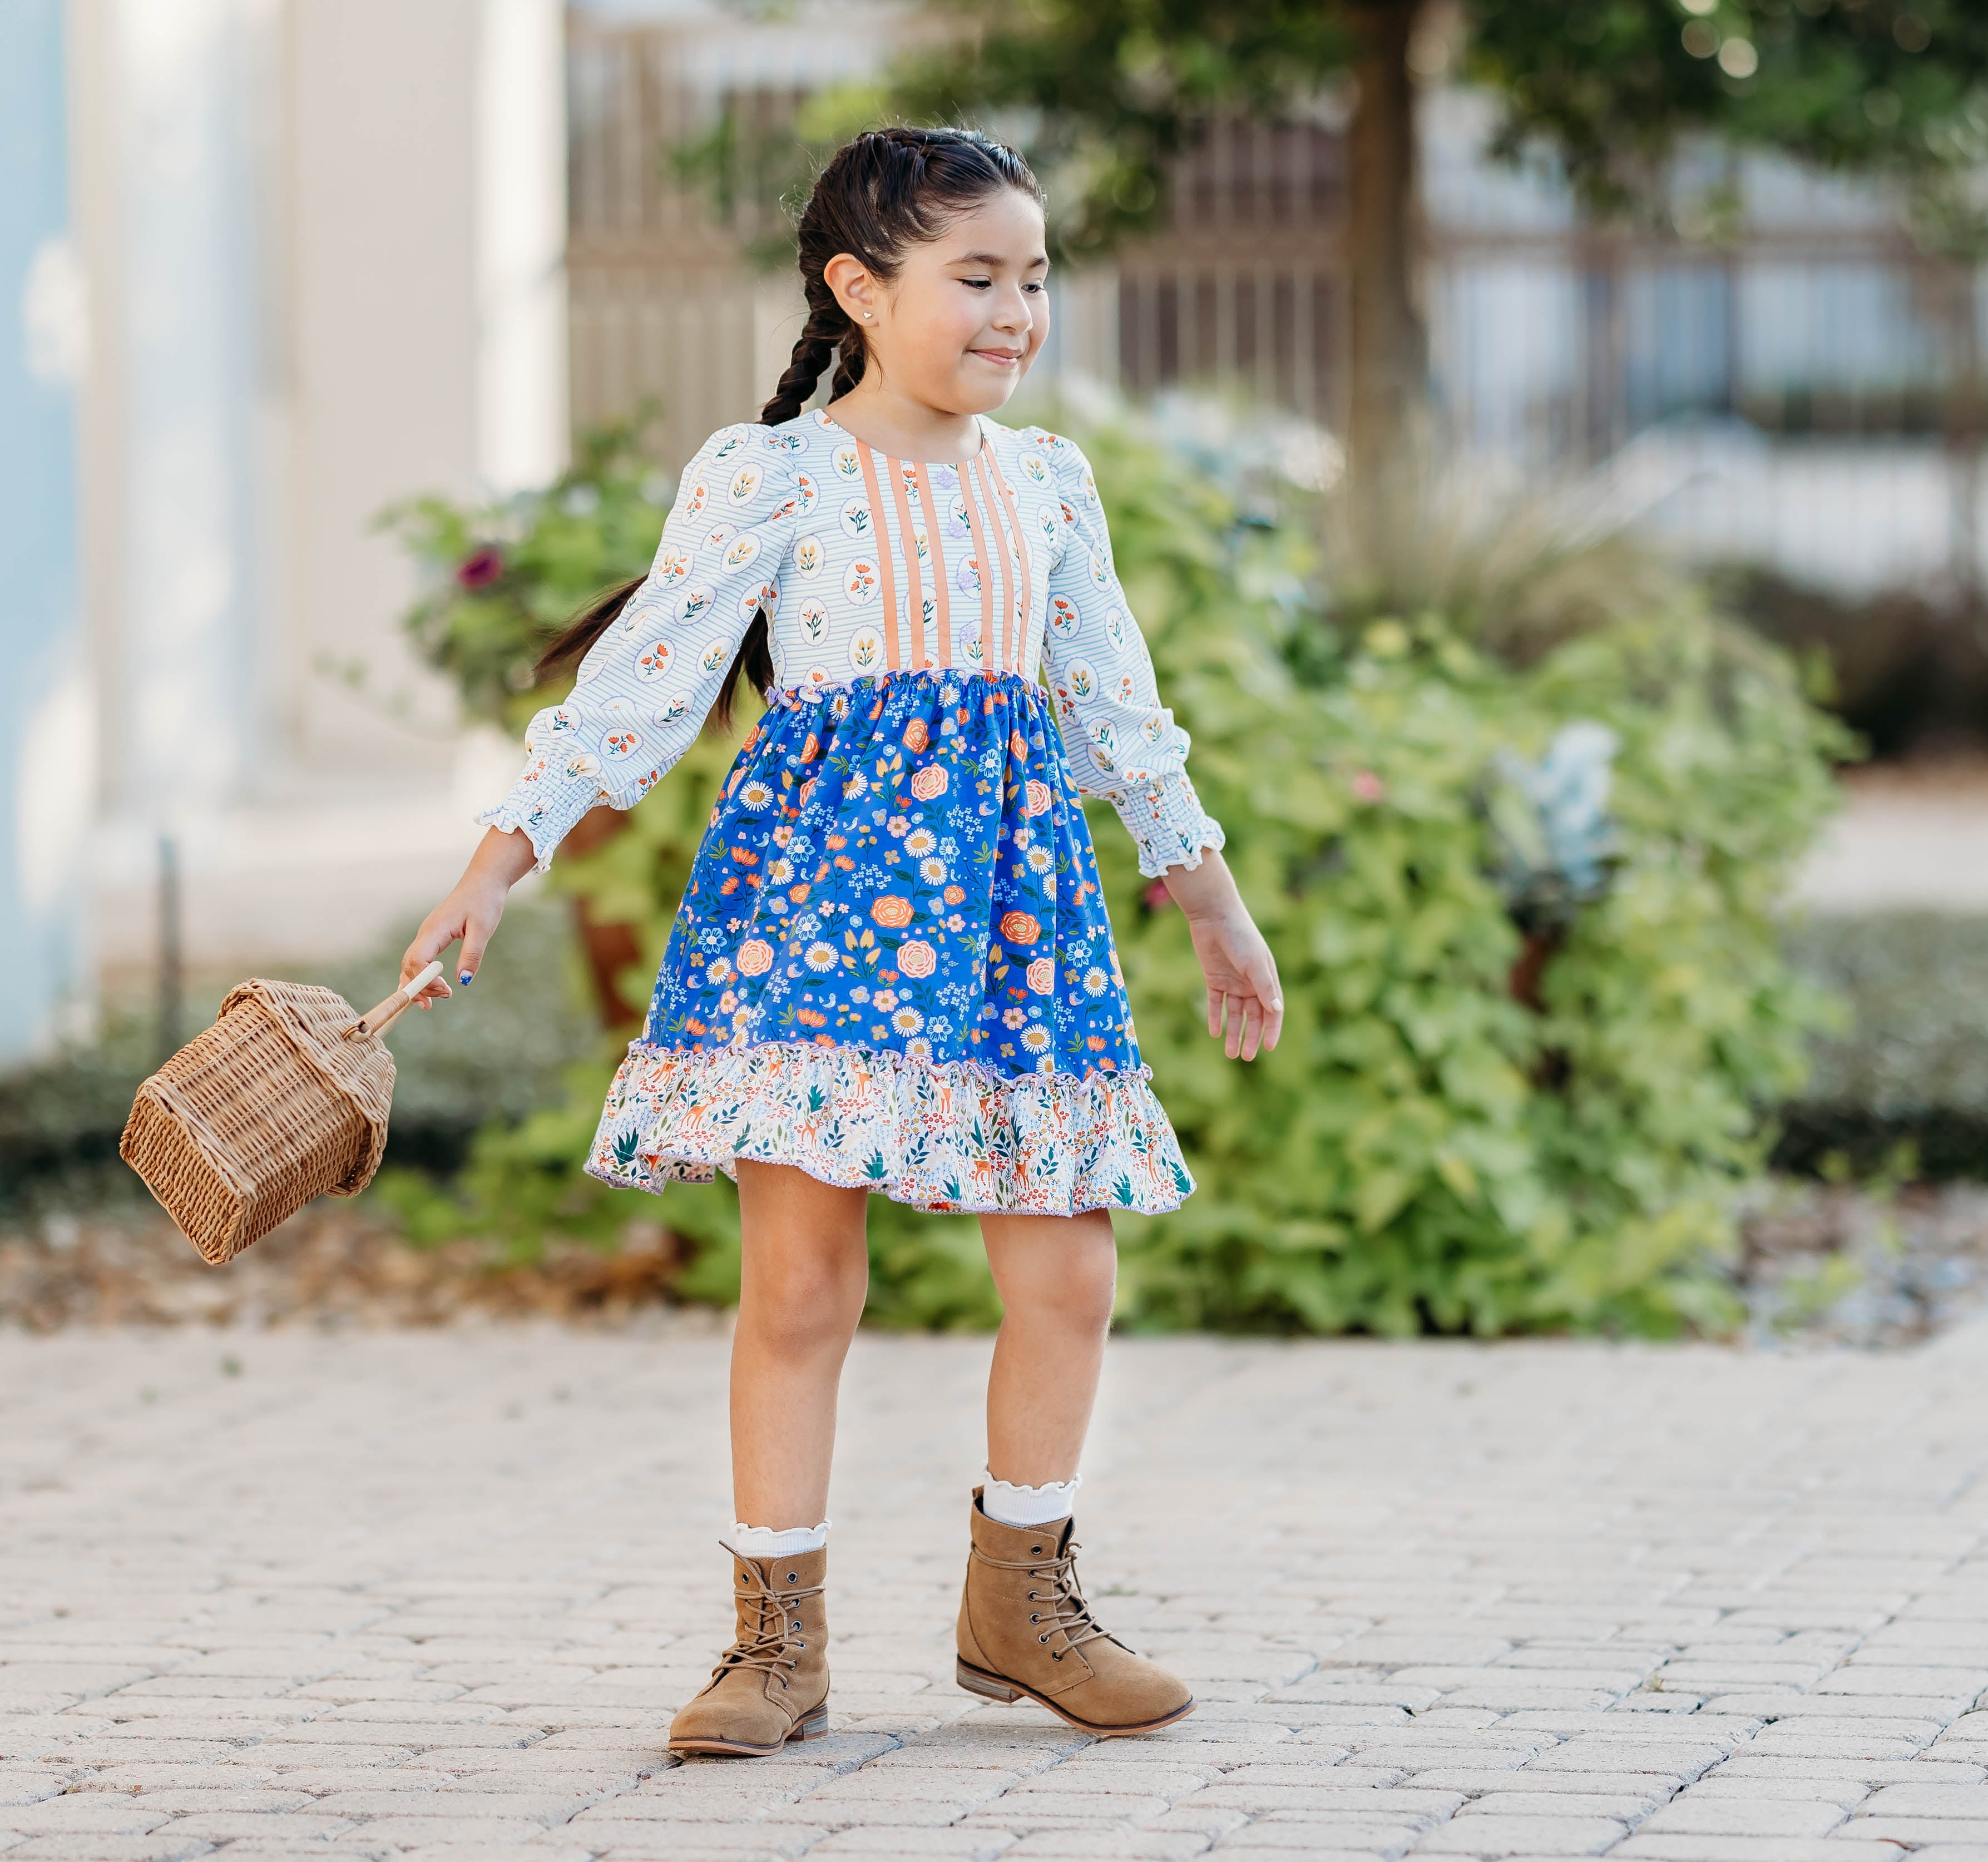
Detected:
left=348, top=961, right=446, bottom=1040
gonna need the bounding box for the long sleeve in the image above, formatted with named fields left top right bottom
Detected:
left=479, top=425, right=799, bottom=870
left=1033, top=430, right=1225, bottom=879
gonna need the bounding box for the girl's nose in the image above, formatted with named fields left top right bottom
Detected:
left=991, top=288, right=1029, bottom=333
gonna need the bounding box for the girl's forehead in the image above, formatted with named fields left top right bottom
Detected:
left=922, top=191, right=1047, bottom=264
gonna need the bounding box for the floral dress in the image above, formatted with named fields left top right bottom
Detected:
left=482, top=409, right=1224, bottom=1216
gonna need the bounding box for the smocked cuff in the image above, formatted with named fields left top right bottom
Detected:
left=1110, top=774, right=1226, bottom=879
left=476, top=765, right=600, bottom=874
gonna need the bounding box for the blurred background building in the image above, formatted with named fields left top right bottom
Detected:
left=3, top=0, right=1985, bottom=1061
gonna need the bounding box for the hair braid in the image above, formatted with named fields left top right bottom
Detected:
left=829, top=342, right=865, bottom=402
left=761, top=283, right=850, bottom=427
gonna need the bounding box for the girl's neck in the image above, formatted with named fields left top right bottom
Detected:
left=821, top=382, right=985, bottom=467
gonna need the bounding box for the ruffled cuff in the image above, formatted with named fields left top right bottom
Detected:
left=1109, top=773, right=1226, bottom=879
left=476, top=759, right=601, bottom=874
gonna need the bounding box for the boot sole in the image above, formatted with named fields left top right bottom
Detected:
left=955, top=1656, right=1197, bottom=1737
left=667, top=1705, right=829, bottom=1758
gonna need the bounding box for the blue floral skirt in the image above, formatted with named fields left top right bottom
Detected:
left=585, top=668, right=1193, bottom=1215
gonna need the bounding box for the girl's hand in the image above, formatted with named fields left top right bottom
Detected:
left=399, top=827, right=539, bottom=1007
left=1158, top=849, right=1283, bottom=1062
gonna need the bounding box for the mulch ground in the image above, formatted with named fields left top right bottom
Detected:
left=0, top=1205, right=715, bottom=1331
left=4, top=1178, right=1986, bottom=1341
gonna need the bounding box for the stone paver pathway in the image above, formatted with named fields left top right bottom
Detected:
left=3, top=1320, right=1988, bottom=1861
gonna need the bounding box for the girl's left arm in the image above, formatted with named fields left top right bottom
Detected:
left=1155, top=848, right=1283, bottom=1062
left=1032, top=432, right=1281, bottom=1060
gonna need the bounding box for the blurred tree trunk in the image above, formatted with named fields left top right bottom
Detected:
left=1946, top=263, right=1982, bottom=600
left=562, top=806, right=647, bottom=1031
left=1345, top=0, right=1430, bottom=534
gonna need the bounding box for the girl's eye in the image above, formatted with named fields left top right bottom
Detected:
left=962, top=277, right=992, bottom=290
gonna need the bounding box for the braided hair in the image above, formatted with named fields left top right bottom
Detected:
left=536, top=126, right=1044, bottom=732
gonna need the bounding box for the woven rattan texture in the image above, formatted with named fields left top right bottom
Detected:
left=120, top=980, right=397, bottom=1265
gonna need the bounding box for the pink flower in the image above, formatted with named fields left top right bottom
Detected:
left=1351, top=769, right=1387, bottom=803
left=1144, top=880, right=1174, bottom=912
left=456, top=544, right=504, bottom=590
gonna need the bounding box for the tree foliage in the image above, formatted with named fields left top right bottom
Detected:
left=890, top=0, right=1351, bottom=259
left=902, top=0, right=1988, bottom=258
left=1470, top=0, right=1988, bottom=246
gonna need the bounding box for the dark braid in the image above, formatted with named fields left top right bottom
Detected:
left=542, top=127, right=1044, bottom=739
left=761, top=282, right=850, bottom=428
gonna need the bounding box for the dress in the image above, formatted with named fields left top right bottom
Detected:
left=481, top=409, right=1225, bottom=1216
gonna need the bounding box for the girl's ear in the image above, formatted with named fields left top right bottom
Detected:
left=824, top=252, right=879, bottom=328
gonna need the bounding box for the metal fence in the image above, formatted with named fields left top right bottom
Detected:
left=564, top=13, right=1988, bottom=593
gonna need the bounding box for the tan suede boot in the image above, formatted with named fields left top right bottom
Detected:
left=955, top=1490, right=1194, bottom=1735
left=667, top=1545, right=830, bottom=1757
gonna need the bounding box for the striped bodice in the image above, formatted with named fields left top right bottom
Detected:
left=678, top=409, right=1061, bottom=690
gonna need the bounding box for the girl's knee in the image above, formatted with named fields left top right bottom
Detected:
left=1001, top=1224, right=1116, bottom=1334
left=1061, top=1254, right=1118, bottom=1334
left=742, top=1245, right=868, bottom=1354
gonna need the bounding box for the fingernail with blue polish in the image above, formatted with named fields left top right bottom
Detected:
left=458, top=970, right=473, bottom=986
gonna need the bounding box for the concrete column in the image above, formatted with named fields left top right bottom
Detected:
left=477, top=0, right=568, bottom=495
left=109, top=0, right=261, bottom=817
left=0, top=0, right=90, bottom=1062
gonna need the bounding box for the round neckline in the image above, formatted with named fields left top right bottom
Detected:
left=815, top=409, right=988, bottom=469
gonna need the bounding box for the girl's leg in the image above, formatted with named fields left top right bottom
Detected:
left=958, top=1209, right=1194, bottom=1734
left=730, top=1161, right=871, bottom=1527
left=980, top=1210, right=1117, bottom=1485
left=669, top=1162, right=866, bottom=1759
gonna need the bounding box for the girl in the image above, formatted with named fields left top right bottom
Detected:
left=403, top=126, right=1282, bottom=1757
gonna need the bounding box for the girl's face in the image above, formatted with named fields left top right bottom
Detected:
left=829, top=189, right=1050, bottom=417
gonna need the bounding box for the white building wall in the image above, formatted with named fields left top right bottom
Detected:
left=71, top=0, right=568, bottom=982
left=283, top=0, right=480, bottom=783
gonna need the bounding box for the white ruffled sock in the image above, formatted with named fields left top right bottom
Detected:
left=723, top=1519, right=829, bottom=1558
left=981, top=1471, right=1081, bottom=1529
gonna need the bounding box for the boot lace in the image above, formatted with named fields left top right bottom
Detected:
left=708, top=1563, right=823, bottom=1690
left=982, top=1537, right=1112, bottom=1662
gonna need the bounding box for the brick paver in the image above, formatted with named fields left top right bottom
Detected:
left=1, top=1316, right=1986, bottom=1859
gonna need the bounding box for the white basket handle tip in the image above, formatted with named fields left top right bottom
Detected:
left=350, top=960, right=448, bottom=1039
left=403, top=960, right=446, bottom=1001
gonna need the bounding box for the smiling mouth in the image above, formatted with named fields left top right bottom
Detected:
left=971, top=349, right=1023, bottom=366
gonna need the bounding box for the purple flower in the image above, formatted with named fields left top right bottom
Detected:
left=456, top=544, right=505, bottom=590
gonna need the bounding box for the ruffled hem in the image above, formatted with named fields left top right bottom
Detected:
left=587, top=1039, right=1195, bottom=1217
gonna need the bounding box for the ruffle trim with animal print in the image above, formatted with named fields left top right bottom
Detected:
left=586, top=1038, right=1194, bottom=1216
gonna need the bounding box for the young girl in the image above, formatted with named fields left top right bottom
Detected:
left=403, top=126, right=1282, bottom=1757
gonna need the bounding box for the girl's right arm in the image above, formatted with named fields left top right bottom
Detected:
left=400, top=424, right=799, bottom=997
left=399, top=824, right=539, bottom=1000
left=477, top=425, right=799, bottom=874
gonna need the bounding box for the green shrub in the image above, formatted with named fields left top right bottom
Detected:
left=377, top=398, right=1851, bottom=1335
left=379, top=417, right=675, bottom=734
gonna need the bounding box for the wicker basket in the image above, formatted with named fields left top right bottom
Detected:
left=120, top=965, right=440, bottom=1265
